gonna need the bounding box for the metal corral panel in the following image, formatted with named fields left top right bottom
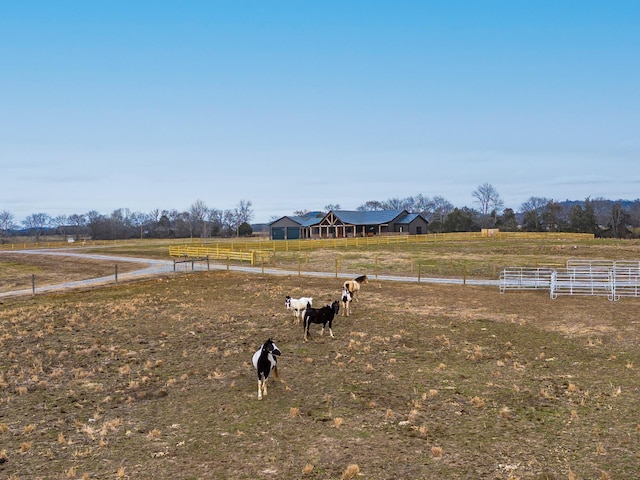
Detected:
left=551, top=269, right=614, bottom=300
left=499, top=267, right=555, bottom=293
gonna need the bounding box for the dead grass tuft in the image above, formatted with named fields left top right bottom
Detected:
left=341, top=464, right=360, bottom=479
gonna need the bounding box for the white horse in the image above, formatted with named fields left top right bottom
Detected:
left=285, top=296, right=313, bottom=324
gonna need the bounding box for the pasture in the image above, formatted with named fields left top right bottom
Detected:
left=1, top=256, right=639, bottom=479
left=0, top=241, right=640, bottom=480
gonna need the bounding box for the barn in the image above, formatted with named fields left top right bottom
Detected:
left=269, top=210, right=428, bottom=240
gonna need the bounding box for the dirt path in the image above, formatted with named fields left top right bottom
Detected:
left=0, top=249, right=498, bottom=299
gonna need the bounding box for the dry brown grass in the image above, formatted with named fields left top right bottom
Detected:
left=0, top=252, right=146, bottom=292
left=1, top=241, right=639, bottom=479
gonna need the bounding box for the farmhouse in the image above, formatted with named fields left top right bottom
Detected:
left=270, top=209, right=428, bottom=240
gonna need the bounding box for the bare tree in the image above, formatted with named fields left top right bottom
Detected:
left=207, top=208, right=223, bottom=237
left=68, top=213, right=87, bottom=240
left=189, top=199, right=210, bottom=238
left=472, top=183, right=503, bottom=228
left=383, top=197, right=405, bottom=210
left=235, top=199, right=254, bottom=224
left=609, top=202, right=629, bottom=238
left=131, top=212, right=151, bottom=239
left=429, top=196, right=454, bottom=232
left=520, top=197, right=550, bottom=231
left=233, top=200, right=254, bottom=237
left=357, top=201, right=385, bottom=211
left=22, top=213, right=51, bottom=242
left=51, top=215, right=68, bottom=238
left=0, top=210, right=16, bottom=243
left=324, top=204, right=341, bottom=212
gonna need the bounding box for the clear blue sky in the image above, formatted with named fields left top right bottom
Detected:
left=1, top=1, right=638, bottom=223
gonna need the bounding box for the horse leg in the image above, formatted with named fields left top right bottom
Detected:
left=263, top=378, right=268, bottom=397
left=257, top=379, right=263, bottom=400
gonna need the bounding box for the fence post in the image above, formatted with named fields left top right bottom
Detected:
left=463, top=265, right=467, bottom=285
left=226, top=253, right=230, bottom=271
left=418, top=263, right=421, bottom=283
left=115, top=264, right=118, bottom=283
left=375, top=255, right=379, bottom=280
left=335, top=258, right=339, bottom=278
left=207, top=256, right=210, bottom=271
left=298, top=258, right=302, bottom=276
left=32, top=274, right=35, bottom=294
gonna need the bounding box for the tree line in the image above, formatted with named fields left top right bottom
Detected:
left=300, top=183, right=640, bottom=239
left=0, top=199, right=254, bottom=243
left=1, top=184, right=639, bottom=243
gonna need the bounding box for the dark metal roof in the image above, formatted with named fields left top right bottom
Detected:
left=395, top=212, right=423, bottom=224
left=330, top=210, right=406, bottom=225
left=289, top=215, right=322, bottom=227
left=269, top=211, right=324, bottom=226
left=270, top=210, right=417, bottom=227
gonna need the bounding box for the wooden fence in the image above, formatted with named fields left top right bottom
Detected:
left=171, top=231, right=595, bottom=256
left=168, top=245, right=273, bottom=266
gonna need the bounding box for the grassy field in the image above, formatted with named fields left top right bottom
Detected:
left=1, top=237, right=640, bottom=479
left=3, top=237, right=639, bottom=291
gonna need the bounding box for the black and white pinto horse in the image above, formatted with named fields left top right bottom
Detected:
left=252, top=338, right=281, bottom=400
left=341, top=286, right=352, bottom=317
left=343, top=275, right=368, bottom=303
left=303, top=301, right=340, bottom=342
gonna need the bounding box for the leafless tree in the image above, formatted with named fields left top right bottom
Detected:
left=472, top=183, right=503, bottom=228
left=190, top=199, right=210, bottom=238
left=235, top=199, right=254, bottom=224
left=609, top=203, right=629, bottom=238
left=68, top=213, right=87, bottom=240
left=22, top=213, right=51, bottom=242
left=51, top=215, right=68, bottom=238
left=0, top=210, right=16, bottom=243
left=429, top=196, right=454, bottom=231
left=357, top=201, right=385, bottom=211
left=232, top=200, right=254, bottom=237
left=520, top=197, right=550, bottom=231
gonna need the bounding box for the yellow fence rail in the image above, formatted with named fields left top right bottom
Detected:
left=168, top=232, right=595, bottom=266
left=171, top=231, right=595, bottom=256
left=168, top=245, right=273, bottom=266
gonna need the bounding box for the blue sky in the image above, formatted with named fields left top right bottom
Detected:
left=1, top=1, right=638, bottom=223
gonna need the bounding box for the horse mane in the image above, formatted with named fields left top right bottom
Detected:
left=354, top=275, right=368, bottom=284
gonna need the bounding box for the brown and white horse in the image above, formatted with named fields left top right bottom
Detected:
left=343, top=275, right=368, bottom=303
